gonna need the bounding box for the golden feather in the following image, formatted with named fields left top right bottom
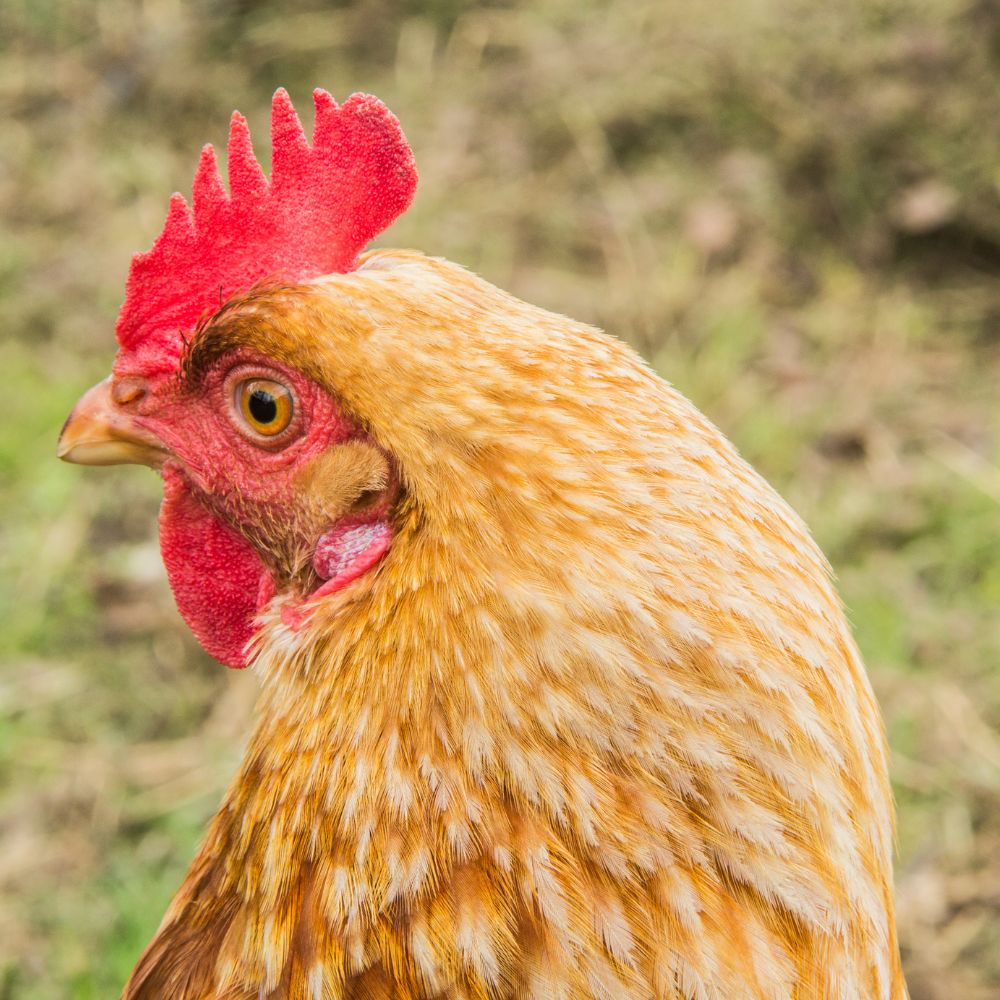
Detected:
left=124, top=250, right=906, bottom=1000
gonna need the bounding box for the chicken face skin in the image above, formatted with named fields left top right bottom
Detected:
left=61, top=315, right=398, bottom=667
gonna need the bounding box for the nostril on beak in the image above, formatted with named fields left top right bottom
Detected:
left=111, top=378, right=148, bottom=407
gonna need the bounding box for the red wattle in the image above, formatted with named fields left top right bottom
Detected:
left=159, top=467, right=270, bottom=669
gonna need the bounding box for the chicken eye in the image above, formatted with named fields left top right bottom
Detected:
left=235, top=379, right=294, bottom=437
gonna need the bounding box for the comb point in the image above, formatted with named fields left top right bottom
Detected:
left=162, top=192, right=195, bottom=241
left=312, top=88, right=342, bottom=150
left=312, top=87, right=337, bottom=119
left=192, top=144, right=227, bottom=223
left=271, top=88, right=310, bottom=185
left=272, top=87, right=308, bottom=147
left=227, top=110, right=267, bottom=198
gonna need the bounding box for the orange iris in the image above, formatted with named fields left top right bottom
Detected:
left=236, top=379, right=294, bottom=437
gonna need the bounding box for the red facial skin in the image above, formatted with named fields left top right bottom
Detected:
left=111, top=344, right=381, bottom=669
left=118, top=348, right=353, bottom=507
left=96, top=90, right=417, bottom=669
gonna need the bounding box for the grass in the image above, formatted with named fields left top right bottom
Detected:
left=2, top=0, right=999, bottom=996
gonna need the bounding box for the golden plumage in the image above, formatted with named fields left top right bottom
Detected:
left=121, top=250, right=905, bottom=998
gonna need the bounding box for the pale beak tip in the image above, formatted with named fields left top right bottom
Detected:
left=57, top=377, right=168, bottom=469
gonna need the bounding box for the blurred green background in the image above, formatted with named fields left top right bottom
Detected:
left=2, top=0, right=999, bottom=996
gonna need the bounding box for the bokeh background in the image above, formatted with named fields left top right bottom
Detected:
left=2, top=0, right=999, bottom=996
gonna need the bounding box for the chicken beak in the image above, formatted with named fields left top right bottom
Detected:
left=57, top=376, right=168, bottom=468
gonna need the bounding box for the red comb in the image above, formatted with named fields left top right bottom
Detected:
left=115, top=88, right=417, bottom=367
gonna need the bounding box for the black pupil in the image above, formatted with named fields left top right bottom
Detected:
left=248, top=388, right=277, bottom=424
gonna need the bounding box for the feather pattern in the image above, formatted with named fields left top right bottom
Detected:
left=124, top=251, right=906, bottom=999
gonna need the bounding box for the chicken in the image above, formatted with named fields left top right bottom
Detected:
left=58, top=89, right=907, bottom=1000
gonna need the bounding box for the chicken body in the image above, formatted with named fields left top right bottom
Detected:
left=106, top=252, right=906, bottom=999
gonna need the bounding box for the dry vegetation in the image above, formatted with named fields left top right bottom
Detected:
left=1, top=0, right=999, bottom=996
